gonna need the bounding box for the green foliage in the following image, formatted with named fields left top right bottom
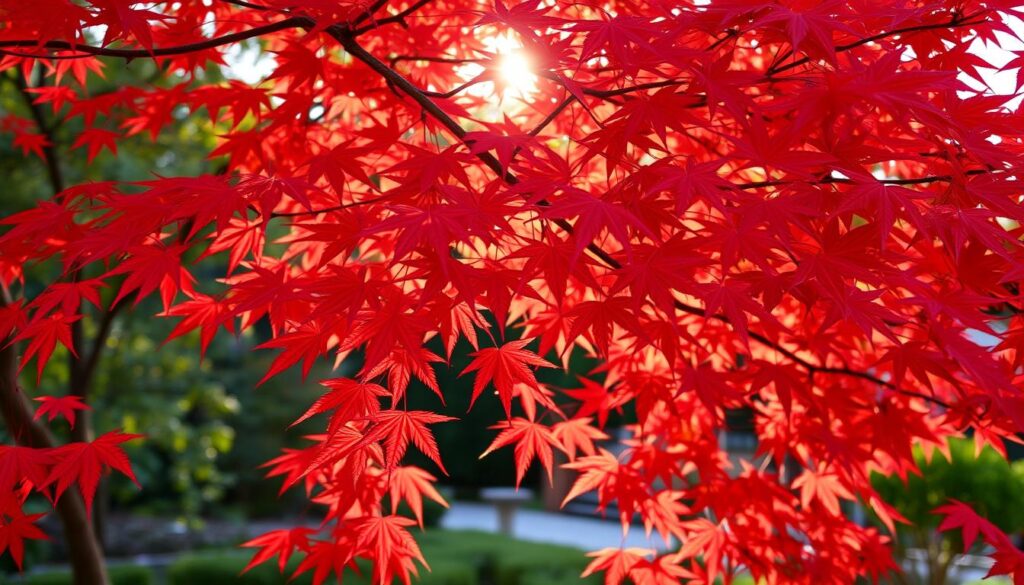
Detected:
left=167, top=530, right=595, bottom=585
left=90, top=318, right=239, bottom=522
left=168, top=552, right=320, bottom=585
left=28, top=302, right=335, bottom=524
left=0, top=63, right=215, bottom=206
left=417, top=530, right=595, bottom=585
left=871, top=437, right=1024, bottom=536
left=871, top=438, right=1024, bottom=585
left=416, top=560, right=476, bottom=585
left=489, top=542, right=598, bottom=585
left=20, top=565, right=154, bottom=585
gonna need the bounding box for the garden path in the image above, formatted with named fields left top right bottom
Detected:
left=440, top=501, right=674, bottom=552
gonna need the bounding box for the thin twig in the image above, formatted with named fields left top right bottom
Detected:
left=0, top=17, right=312, bottom=59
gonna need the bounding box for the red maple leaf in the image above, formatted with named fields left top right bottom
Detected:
left=13, top=313, right=80, bottom=380
left=358, top=410, right=455, bottom=473
left=386, top=466, right=449, bottom=528
left=290, top=377, right=387, bottom=428
left=242, top=527, right=315, bottom=573
left=0, top=503, right=48, bottom=570
left=462, top=339, right=553, bottom=418
left=45, top=431, right=143, bottom=513
left=33, top=395, right=90, bottom=429
left=354, top=515, right=428, bottom=585
left=481, top=417, right=564, bottom=486
left=71, top=128, right=119, bottom=163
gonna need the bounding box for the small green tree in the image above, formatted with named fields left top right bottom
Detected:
left=872, top=439, right=1024, bottom=585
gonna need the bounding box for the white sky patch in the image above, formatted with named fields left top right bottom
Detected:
left=962, top=10, right=1024, bottom=110
left=223, top=40, right=277, bottom=85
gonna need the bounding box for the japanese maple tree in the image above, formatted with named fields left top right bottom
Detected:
left=1, top=0, right=1024, bottom=583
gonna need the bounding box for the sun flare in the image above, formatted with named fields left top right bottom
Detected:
left=453, top=31, right=539, bottom=109
left=498, top=50, right=538, bottom=98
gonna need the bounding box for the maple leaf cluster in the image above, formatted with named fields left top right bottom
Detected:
left=1, top=0, right=1024, bottom=583
left=0, top=431, right=139, bottom=569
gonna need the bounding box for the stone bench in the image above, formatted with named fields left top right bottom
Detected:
left=479, top=487, right=534, bottom=536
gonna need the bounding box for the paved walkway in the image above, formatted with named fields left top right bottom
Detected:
left=440, top=501, right=673, bottom=551
left=441, top=502, right=1001, bottom=584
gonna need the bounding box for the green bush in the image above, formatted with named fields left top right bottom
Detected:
left=417, top=560, right=475, bottom=585
left=22, top=565, right=154, bottom=585
left=168, top=550, right=479, bottom=585
left=167, top=530, right=597, bottom=585
left=872, top=438, right=1024, bottom=585
left=517, top=573, right=590, bottom=585
left=487, top=540, right=595, bottom=585
left=415, top=529, right=592, bottom=584
left=167, top=552, right=322, bottom=585
left=418, top=530, right=510, bottom=562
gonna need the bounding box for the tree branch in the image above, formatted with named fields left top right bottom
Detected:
left=0, top=17, right=312, bottom=59
left=74, top=300, right=128, bottom=402
left=734, top=169, right=992, bottom=191
left=767, top=11, right=988, bottom=76
left=10, top=72, right=64, bottom=194
left=270, top=194, right=390, bottom=218
left=352, top=0, right=436, bottom=35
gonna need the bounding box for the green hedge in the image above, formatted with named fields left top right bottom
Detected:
left=414, top=530, right=596, bottom=585
left=488, top=541, right=597, bottom=585
left=416, top=559, right=475, bottom=585
left=167, top=552, right=320, bottom=585
left=167, top=549, right=478, bottom=585
left=21, top=565, right=154, bottom=585
left=167, top=530, right=596, bottom=585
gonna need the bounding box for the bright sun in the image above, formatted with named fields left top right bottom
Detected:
left=454, top=31, right=539, bottom=109
left=498, top=50, right=538, bottom=98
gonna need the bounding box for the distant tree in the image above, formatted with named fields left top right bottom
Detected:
left=873, top=439, right=1024, bottom=585
left=0, top=55, right=215, bottom=581
left=1, top=2, right=1024, bottom=585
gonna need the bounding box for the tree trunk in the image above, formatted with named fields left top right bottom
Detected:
left=0, top=344, right=109, bottom=585
left=6, top=65, right=109, bottom=584
left=69, top=369, right=106, bottom=548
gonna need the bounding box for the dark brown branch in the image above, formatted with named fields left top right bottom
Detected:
left=270, top=195, right=389, bottom=218
left=767, top=12, right=988, bottom=76
left=389, top=55, right=481, bottom=66
left=218, top=0, right=275, bottom=10
left=0, top=17, right=312, bottom=59
left=10, top=73, right=64, bottom=194
left=733, top=169, right=992, bottom=191
left=74, top=300, right=127, bottom=402
left=352, top=0, right=436, bottom=34
left=529, top=95, right=576, bottom=137
left=350, top=0, right=397, bottom=28
left=422, top=76, right=490, bottom=99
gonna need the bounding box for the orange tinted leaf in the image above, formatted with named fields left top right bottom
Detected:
left=462, top=339, right=553, bottom=418
left=481, top=417, right=564, bottom=487
left=359, top=410, right=455, bottom=473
